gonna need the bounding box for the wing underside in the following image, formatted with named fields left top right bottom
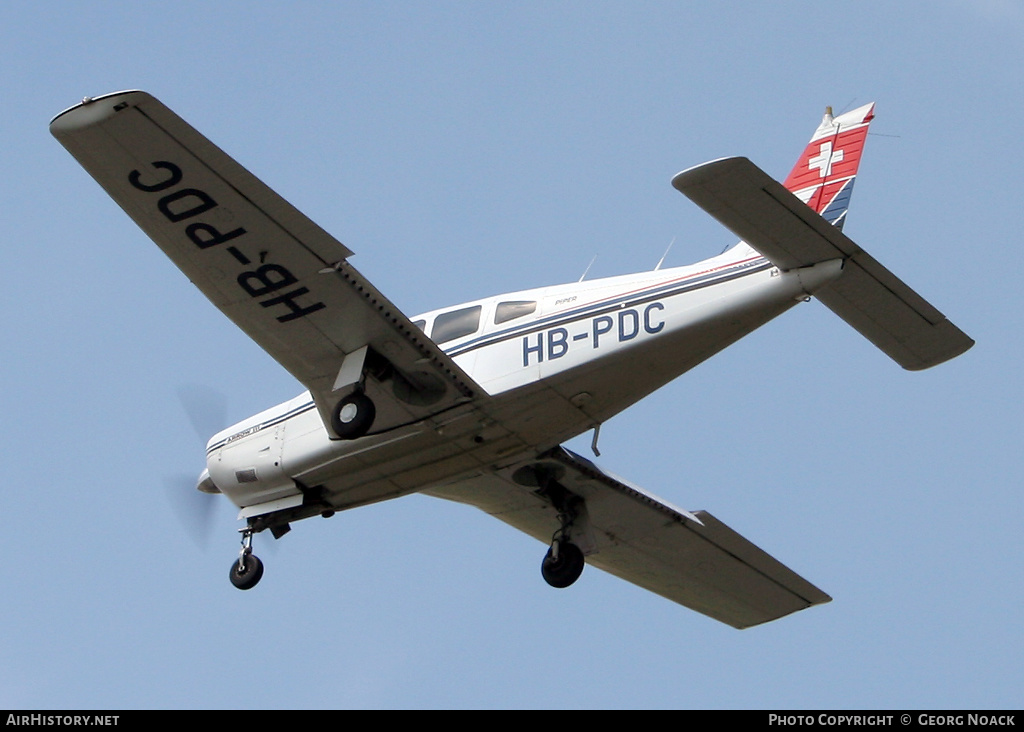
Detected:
left=425, top=447, right=830, bottom=629
left=50, top=91, right=483, bottom=437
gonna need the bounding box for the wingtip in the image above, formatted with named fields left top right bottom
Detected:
left=49, top=90, right=149, bottom=133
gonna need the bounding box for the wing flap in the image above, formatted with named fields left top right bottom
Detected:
left=425, top=447, right=830, bottom=629
left=51, top=91, right=482, bottom=435
left=671, top=157, right=973, bottom=370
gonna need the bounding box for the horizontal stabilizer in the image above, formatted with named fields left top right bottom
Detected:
left=672, top=157, right=974, bottom=370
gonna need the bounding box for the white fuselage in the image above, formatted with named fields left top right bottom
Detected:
left=204, top=245, right=843, bottom=517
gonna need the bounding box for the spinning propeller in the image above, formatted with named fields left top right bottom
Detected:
left=164, top=385, right=228, bottom=549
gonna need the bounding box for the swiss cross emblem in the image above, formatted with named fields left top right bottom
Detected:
left=808, top=141, right=843, bottom=178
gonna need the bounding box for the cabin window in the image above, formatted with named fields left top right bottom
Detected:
left=412, top=319, right=426, bottom=331
left=431, top=305, right=482, bottom=344
left=494, top=300, right=537, bottom=325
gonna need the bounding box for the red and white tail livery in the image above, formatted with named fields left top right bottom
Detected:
left=782, top=102, right=875, bottom=230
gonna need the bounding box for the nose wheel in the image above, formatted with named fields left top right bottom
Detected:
left=229, top=527, right=264, bottom=590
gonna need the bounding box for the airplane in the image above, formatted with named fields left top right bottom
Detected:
left=50, top=92, right=973, bottom=629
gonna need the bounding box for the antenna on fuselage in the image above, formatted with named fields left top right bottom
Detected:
left=579, top=254, right=598, bottom=282
left=654, top=237, right=676, bottom=271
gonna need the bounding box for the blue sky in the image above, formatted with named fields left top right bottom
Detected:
left=2, top=1, right=1020, bottom=709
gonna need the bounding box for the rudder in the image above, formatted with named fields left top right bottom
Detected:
left=782, top=102, right=875, bottom=230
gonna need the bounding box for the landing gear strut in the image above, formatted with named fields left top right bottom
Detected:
left=541, top=499, right=586, bottom=589
left=229, top=527, right=264, bottom=590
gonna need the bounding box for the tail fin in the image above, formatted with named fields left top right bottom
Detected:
left=782, top=102, right=875, bottom=231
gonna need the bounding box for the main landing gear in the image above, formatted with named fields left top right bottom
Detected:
left=541, top=537, right=585, bottom=588
left=229, top=527, right=264, bottom=590
left=512, top=459, right=589, bottom=591
left=540, top=500, right=586, bottom=589
left=330, top=390, right=375, bottom=440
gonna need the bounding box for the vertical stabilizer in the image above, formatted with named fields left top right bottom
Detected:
left=782, top=102, right=875, bottom=230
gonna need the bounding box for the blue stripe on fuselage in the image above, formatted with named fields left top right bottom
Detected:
left=444, top=256, right=771, bottom=358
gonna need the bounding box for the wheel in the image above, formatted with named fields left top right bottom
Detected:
left=229, top=553, right=264, bottom=590
left=541, top=540, right=585, bottom=588
left=330, top=391, right=376, bottom=439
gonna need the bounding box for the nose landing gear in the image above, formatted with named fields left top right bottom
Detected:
left=229, top=527, right=264, bottom=590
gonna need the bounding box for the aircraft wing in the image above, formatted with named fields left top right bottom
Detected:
left=672, top=157, right=974, bottom=371
left=50, top=91, right=482, bottom=437
left=424, top=447, right=831, bottom=629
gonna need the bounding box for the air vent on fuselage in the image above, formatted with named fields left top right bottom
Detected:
left=235, top=468, right=258, bottom=483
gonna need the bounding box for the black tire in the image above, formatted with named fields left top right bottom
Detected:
left=541, top=540, right=585, bottom=588
left=331, top=392, right=376, bottom=439
left=229, top=553, right=264, bottom=590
